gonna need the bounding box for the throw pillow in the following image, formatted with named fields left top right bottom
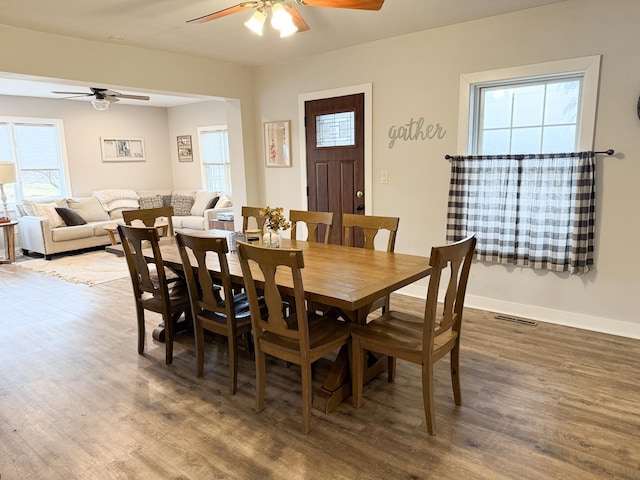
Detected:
left=32, top=202, right=66, bottom=228
left=191, top=191, right=219, bottom=216
left=161, top=194, right=173, bottom=207
left=215, top=195, right=232, bottom=209
left=23, top=197, right=68, bottom=216
left=171, top=194, right=195, bottom=216
left=206, top=196, right=220, bottom=210
left=139, top=196, right=164, bottom=209
left=55, top=207, right=87, bottom=226
left=66, top=197, right=110, bottom=222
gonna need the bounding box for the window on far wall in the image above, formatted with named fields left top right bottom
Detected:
left=0, top=118, right=70, bottom=206
left=450, top=56, right=601, bottom=273
left=474, top=77, right=581, bottom=155
left=198, top=125, right=231, bottom=194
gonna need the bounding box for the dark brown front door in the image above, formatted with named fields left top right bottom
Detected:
left=305, top=93, right=365, bottom=246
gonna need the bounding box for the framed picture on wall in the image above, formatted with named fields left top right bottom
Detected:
left=101, top=137, right=145, bottom=162
left=264, top=120, right=291, bottom=167
left=177, top=135, right=193, bottom=162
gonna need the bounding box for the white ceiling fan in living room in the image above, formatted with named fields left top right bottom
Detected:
left=51, top=87, right=150, bottom=111
left=187, top=0, right=385, bottom=38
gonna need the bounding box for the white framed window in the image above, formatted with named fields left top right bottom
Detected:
left=0, top=117, right=71, bottom=205
left=449, top=56, right=601, bottom=272
left=474, top=76, right=582, bottom=154
left=197, top=125, right=231, bottom=193
left=458, top=55, right=601, bottom=155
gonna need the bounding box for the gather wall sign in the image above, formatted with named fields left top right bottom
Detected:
left=387, top=117, right=447, bottom=149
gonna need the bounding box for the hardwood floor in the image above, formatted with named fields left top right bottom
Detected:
left=1, top=265, right=639, bottom=479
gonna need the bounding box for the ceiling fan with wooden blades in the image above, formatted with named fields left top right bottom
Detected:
left=187, top=0, right=385, bottom=37
left=52, top=87, right=150, bottom=110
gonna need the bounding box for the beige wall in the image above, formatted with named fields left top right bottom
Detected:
left=1, top=95, right=173, bottom=195
left=250, top=0, right=640, bottom=337
left=0, top=25, right=252, bottom=100
left=167, top=100, right=250, bottom=224
left=167, top=100, right=229, bottom=191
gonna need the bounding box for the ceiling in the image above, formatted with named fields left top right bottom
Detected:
left=1, top=0, right=566, bottom=106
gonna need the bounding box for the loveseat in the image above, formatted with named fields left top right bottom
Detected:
left=18, top=189, right=232, bottom=259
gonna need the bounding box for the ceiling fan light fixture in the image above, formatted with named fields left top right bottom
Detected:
left=270, top=3, right=291, bottom=30
left=278, top=18, right=298, bottom=37
left=91, top=98, right=111, bottom=111
left=244, top=8, right=266, bottom=35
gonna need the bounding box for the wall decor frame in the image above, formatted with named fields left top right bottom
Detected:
left=101, top=137, right=145, bottom=162
left=177, top=135, right=193, bottom=162
left=264, top=120, right=291, bottom=167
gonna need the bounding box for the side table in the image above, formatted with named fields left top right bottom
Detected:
left=209, top=219, right=235, bottom=232
left=104, top=221, right=170, bottom=246
left=0, top=220, right=18, bottom=264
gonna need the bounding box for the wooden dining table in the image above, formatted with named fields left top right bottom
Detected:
left=139, top=232, right=432, bottom=411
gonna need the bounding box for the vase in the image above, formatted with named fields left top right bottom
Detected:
left=263, top=228, right=282, bottom=248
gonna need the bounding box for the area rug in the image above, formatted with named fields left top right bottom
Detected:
left=16, top=250, right=130, bottom=286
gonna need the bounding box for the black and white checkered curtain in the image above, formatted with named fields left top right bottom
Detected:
left=446, top=152, right=596, bottom=274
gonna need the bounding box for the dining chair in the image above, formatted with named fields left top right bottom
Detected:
left=175, top=232, right=257, bottom=394
left=117, top=224, right=191, bottom=365
left=122, top=205, right=175, bottom=237
left=290, top=210, right=334, bottom=243
left=241, top=206, right=267, bottom=231
left=237, top=242, right=352, bottom=434
left=351, top=235, right=476, bottom=435
left=342, top=213, right=400, bottom=314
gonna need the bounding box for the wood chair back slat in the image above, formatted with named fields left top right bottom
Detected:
left=123, top=206, right=175, bottom=237
left=241, top=206, right=267, bottom=231
left=343, top=213, right=399, bottom=252
left=290, top=210, right=334, bottom=243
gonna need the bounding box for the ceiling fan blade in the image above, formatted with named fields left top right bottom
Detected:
left=112, top=93, right=150, bottom=101
left=299, top=0, right=384, bottom=10
left=289, top=6, right=310, bottom=32
left=187, top=2, right=258, bottom=24
left=106, top=97, right=120, bottom=103
left=52, top=91, right=92, bottom=96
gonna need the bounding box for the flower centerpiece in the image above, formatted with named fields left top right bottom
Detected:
left=259, top=206, right=290, bottom=248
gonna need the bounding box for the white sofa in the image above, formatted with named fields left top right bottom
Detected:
left=18, top=189, right=232, bottom=259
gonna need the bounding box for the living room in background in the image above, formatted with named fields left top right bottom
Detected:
left=197, top=125, right=231, bottom=193
left=0, top=117, right=71, bottom=206
left=452, top=56, right=601, bottom=273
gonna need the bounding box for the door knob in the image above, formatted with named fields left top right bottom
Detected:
left=356, top=190, right=363, bottom=198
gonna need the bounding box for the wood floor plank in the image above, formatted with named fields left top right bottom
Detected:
left=1, top=264, right=639, bottom=479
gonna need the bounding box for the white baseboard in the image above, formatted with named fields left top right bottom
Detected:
left=396, top=285, right=640, bottom=340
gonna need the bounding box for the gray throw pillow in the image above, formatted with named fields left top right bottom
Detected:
left=55, top=207, right=87, bottom=226
left=139, top=196, right=164, bottom=209
left=161, top=194, right=173, bottom=207
left=171, top=194, right=195, bottom=216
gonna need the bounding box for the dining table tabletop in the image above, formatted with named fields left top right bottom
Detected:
left=150, top=232, right=432, bottom=325
left=136, top=230, right=433, bottom=411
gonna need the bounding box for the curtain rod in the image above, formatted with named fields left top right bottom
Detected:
left=445, top=149, right=615, bottom=161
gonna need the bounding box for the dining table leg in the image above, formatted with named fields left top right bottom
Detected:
left=313, top=345, right=387, bottom=413
left=313, top=305, right=388, bottom=413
